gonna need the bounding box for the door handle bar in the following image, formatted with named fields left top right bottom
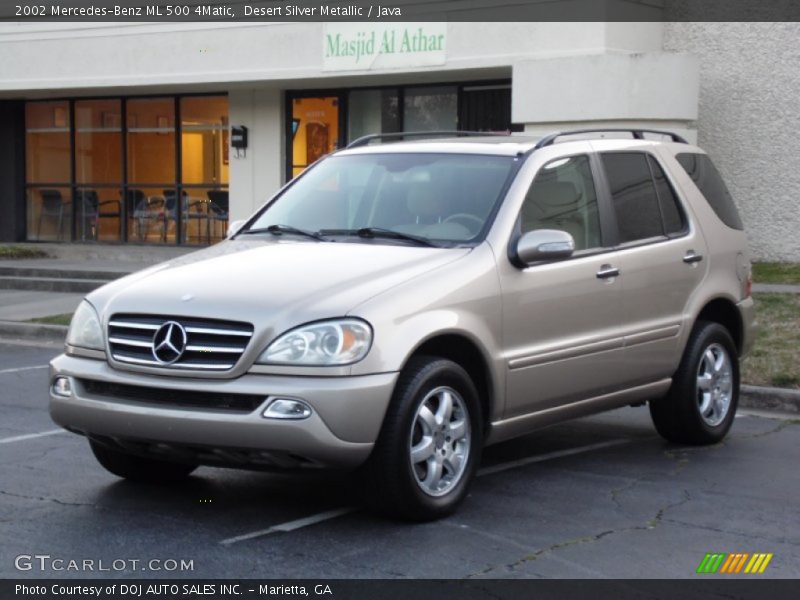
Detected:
left=596, top=266, right=620, bottom=279
left=683, top=251, right=703, bottom=264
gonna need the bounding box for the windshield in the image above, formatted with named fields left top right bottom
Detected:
left=245, top=153, right=516, bottom=245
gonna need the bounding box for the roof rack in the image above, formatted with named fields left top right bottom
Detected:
left=533, top=128, right=688, bottom=150
left=346, top=130, right=508, bottom=149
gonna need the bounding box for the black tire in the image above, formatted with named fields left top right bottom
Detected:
left=89, top=440, right=197, bottom=483
left=650, top=321, right=739, bottom=445
left=363, top=356, right=483, bottom=521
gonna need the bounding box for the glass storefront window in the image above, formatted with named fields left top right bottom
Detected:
left=25, top=101, right=71, bottom=184
left=127, top=98, right=176, bottom=184
left=26, top=187, right=72, bottom=242
left=181, top=186, right=230, bottom=245
left=124, top=186, right=177, bottom=244
left=74, top=186, right=123, bottom=243
left=181, top=96, right=229, bottom=186
left=24, top=95, right=228, bottom=245
left=74, top=99, right=122, bottom=184
left=73, top=100, right=123, bottom=242
left=403, top=86, right=458, bottom=131
left=126, top=98, right=177, bottom=244
left=26, top=102, right=71, bottom=241
left=347, top=89, right=400, bottom=141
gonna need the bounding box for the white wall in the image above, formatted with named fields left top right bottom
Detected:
left=512, top=52, right=698, bottom=123
left=665, top=22, right=800, bottom=261
left=228, top=89, right=283, bottom=222
left=0, top=22, right=638, bottom=95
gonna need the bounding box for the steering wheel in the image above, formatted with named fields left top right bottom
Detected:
left=443, top=213, right=484, bottom=232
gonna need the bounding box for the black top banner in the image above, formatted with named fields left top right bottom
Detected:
left=3, top=0, right=800, bottom=22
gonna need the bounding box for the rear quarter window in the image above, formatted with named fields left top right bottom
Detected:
left=675, top=153, right=744, bottom=230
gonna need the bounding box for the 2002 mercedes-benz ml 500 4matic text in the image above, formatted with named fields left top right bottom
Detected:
left=50, top=129, right=756, bottom=520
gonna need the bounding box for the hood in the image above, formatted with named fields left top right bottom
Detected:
left=89, top=239, right=470, bottom=332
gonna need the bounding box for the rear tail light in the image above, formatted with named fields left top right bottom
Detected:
left=744, top=273, right=753, bottom=299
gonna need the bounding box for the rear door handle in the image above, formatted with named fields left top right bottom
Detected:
left=596, top=265, right=620, bottom=279
left=683, top=251, right=703, bottom=264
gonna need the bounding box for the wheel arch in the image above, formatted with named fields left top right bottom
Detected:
left=401, top=332, right=496, bottom=434
left=694, top=296, right=744, bottom=355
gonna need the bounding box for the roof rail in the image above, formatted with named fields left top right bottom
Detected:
left=533, top=128, right=688, bottom=150
left=346, top=130, right=507, bottom=149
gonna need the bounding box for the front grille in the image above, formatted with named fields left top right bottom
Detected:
left=79, top=379, right=265, bottom=413
left=108, top=313, right=254, bottom=371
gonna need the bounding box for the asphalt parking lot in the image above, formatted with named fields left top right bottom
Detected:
left=1, top=341, right=798, bottom=580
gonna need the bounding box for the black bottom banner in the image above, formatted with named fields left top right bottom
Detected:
left=3, top=579, right=799, bottom=600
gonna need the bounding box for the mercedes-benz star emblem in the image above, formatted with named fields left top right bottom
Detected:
left=152, top=321, right=188, bottom=365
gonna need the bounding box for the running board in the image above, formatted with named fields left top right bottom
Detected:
left=487, top=378, right=672, bottom=445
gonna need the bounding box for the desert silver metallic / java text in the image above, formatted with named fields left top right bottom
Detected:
left=409, top=386, right=471, bottom=497
left=696, top=343, right=733, bottom=427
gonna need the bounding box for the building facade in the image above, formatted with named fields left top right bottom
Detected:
left=0, top=18, right=796, bottom=260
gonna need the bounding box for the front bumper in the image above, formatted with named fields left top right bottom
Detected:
left=49, top=354, right=398, bottom=469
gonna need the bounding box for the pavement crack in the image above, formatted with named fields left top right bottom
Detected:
left=737, top=419, right=798, bottom=439
left=661, top=517, right=800, bottom=547
left=0, top=488, right=99, bottom=508
left=610, top=477, right=644, bottom=510
left=466, top=530, right=617, bottom=578
left=467, top=489, right=692, bottom=578
left=663, top=448, right=692, bottom=475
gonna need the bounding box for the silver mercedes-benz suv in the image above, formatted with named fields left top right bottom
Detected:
left=50, top=129, right=756, bottom=520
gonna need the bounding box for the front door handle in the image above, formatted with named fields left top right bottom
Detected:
left=683, top=251, right=704, bottom=265
left=596, top=265, right=620, bottom=279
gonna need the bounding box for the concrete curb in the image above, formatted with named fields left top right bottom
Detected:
left=741, top=385, right=800, bottom=414
left=0, top=320, right=67, bottom=344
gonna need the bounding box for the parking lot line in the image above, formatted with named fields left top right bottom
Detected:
left=0, top=428, right=66, bottom=444
left=0, top=365, right=48, bottom=375
left=219, top=437, right=634, bottom=546
left=477, top=438, right=632, bottom=477
left=220, top=507, right=356, bottom=546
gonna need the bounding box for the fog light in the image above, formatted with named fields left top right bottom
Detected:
left=52, top=376, right=72, bottom=397
left=263, top=398, right=312, bottom=420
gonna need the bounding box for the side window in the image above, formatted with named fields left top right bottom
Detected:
left=601, top=153, right=663, bottom=243
left=675, top=153, right=744, bottom=230
left=520, top=155, right=602, bottom=251
left=648, top=155, right=686, bottom=236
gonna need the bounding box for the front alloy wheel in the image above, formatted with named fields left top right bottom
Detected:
left=364, top=356, right=483, bottom=521
left=410, top=386, right=471, bottom=497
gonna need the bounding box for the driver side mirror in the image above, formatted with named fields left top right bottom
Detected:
left=227, top=220, right=246, bottom=239
left=514, top=229, right=575, bottom=266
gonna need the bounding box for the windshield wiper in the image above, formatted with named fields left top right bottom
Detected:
left=320, top=227, right=439, bottom=248
left=241, top=224, right=328, bottom=242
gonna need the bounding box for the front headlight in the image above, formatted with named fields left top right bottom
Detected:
left=257, top=319, right=372, bottom=366
left=66, top=300, right=104, bottom=350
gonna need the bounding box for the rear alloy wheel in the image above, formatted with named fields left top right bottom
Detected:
left=650, top=321, right=739, bottom=445
left=364, top=357, right=482, bottom=521
left=90, top=440, right=197, bottom=483
left=696, top=343, right=735, bottom=427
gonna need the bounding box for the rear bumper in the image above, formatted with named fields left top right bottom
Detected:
left=49, top=354, right=398, bottom=469
left=737, top=296, right=757, bottom=358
